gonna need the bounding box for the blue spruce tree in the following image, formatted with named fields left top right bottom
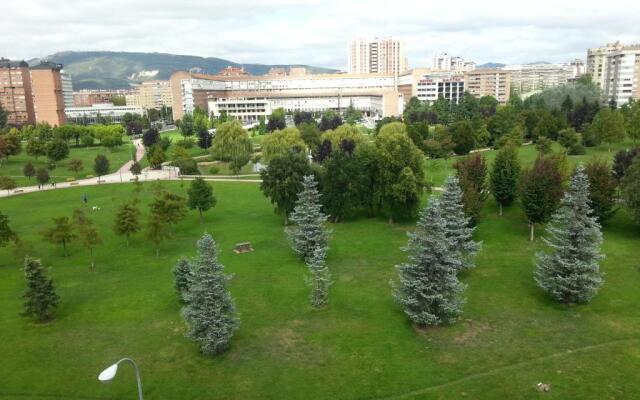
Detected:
left=534, top=165, right=605, bottom=303
left=182, top=233, right=238, bottom=355
left=393, top=198, right=466, bottom=326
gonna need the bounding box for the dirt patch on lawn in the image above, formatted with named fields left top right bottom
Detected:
left=452, top=319, right=490, bottom=344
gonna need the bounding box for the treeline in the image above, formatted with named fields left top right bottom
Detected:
left=398, top=78, right=639, bottom=158
left=259, top=122, right=425, bottom=223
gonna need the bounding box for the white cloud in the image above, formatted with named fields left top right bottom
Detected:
left=1, top=0, right=639, bottom=69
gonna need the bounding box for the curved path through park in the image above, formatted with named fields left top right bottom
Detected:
left=0, top=139, right=260, bottom=199
left=2, top=133, right=486, bottom=198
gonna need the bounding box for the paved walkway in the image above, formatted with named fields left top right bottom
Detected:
left=1, top=136, right=460, bottom=199
left=0, top=141, right=262, bottom=198
left=118, top=139, right=146, bottom=173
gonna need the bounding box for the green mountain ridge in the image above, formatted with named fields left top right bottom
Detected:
left=29, top=51, right=339, bottom=90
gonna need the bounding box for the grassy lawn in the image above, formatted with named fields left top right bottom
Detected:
left=0, top=179, right=639, bottom=399
left=160, top=130, right=209, bottom=159
left=424, top=140, right=636, bottom=187
left=0, top=143, right=134, bottom=187
left=198, top=161, right=257, bottom=176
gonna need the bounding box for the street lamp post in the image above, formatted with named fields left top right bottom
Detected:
left=98, top=357, right=143, bottom=400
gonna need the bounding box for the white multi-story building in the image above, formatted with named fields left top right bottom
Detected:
left=209, top=97, right=272, bottom=121
left=587, top=41, right=624, bottom=89
left=432, top=53, right=475, bottom=72
left=65, top=103, right=144, bottom=124
left=399, top=70, right=465, bottom=104
left=172, top=71, right=404, bottom=121
left=503, top=63, right=573, bottom=94
left=603, top=44, right=640, bottom=107
left=348, top=37, right=407, bottom=75
left=208, top=94, right=386, bottom=122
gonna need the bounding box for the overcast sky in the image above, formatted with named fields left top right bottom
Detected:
left=2, top=0, right=640, bottom=69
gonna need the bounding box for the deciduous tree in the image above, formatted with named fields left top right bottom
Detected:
left=72, top=208, right=102, bottom=269
left=519, top=156, right=565, bottom=240
left=375, top=122, right=424, bottom=222
left=36, top=167, right=50, bottom=186
left=588, top=108, right=626, bottom=151
left=584, top=159, right=618, bottom=223
left=26, top=138, right=47, bottom=160
left=621, top=156, right=640, bottom=225
left=454, top=153, right=488, bottom=224
left=260, top=150, right=312, bottom=224
left=93, top=154, right=110, bottom=181
left=210, top=121, right=253, bottom=174
left=113, top=201, right=141, bottom=247
left=0, top=175, right=17, bottom=194
left=261, top=127, right=306, bottom=163
left=46, top=139, right=69, bottom=165
left=187, top=177, right=216, bottom=222
left=42, top=217, right=76, bottom=257
left=67, top=159, right=83, bottom=177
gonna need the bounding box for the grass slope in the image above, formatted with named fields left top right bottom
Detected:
left=0, top=180, right=639, bottom=399
left=424, top=140, right=635, bottom=187
left=0, top=142, right=134, bottom=188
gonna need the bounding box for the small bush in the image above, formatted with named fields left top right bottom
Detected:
left=568, top=143, right=586, bottom=155
left=208, top=166, right=220, bottom=175
left=173, top=157, right=199, bottom=175
left=176, top=138, right=195, bottom=149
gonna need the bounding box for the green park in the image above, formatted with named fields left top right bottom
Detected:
left=1, top=82, right=640, bottom=399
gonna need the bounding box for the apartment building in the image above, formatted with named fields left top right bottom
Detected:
left=587, top=41, right=624, bottom=89
left=503, top=63, right=572, bottom=94
left=398, top=69, right=465, bottom=104
left=73, top=89, right=134, bottom=107
left=0, top=58, right=36, bottom=127
left=569, top=59, right=586, bottom=80
left=171, top=70, right=403, bottom=121
left=603, top=44, right=640, bottom=107
left=348, top=37, right=408, bottom=75
left=464, top=69, right=511, bottom=104
left=126, top=80, right=173, bottom=110
left=29, top=61, right=66, bottom=126
left=432, top=53, right=475, bottom=72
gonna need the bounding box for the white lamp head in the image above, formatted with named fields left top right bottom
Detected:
left=98, top=363, right=119, bottom=382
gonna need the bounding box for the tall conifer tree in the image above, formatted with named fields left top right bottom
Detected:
left=393, top=198, right=466, bottom=326
left=305, top=246, right=332, bottom=308
left=534, top=165, right=604, bottom=303
left=440, top=175, right=481, bottom=271
left=22, top=256, right=59, bottom=322
left=490, top=145, right=521, bottom=216
left=287, top=175, right=330, bottom=263
left=182, top=234, right=238, bottom=355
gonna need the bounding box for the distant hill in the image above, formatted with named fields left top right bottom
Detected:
left=477, top=62, right=507, bottom=69
left=29, top=51, right=339, bottom=90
